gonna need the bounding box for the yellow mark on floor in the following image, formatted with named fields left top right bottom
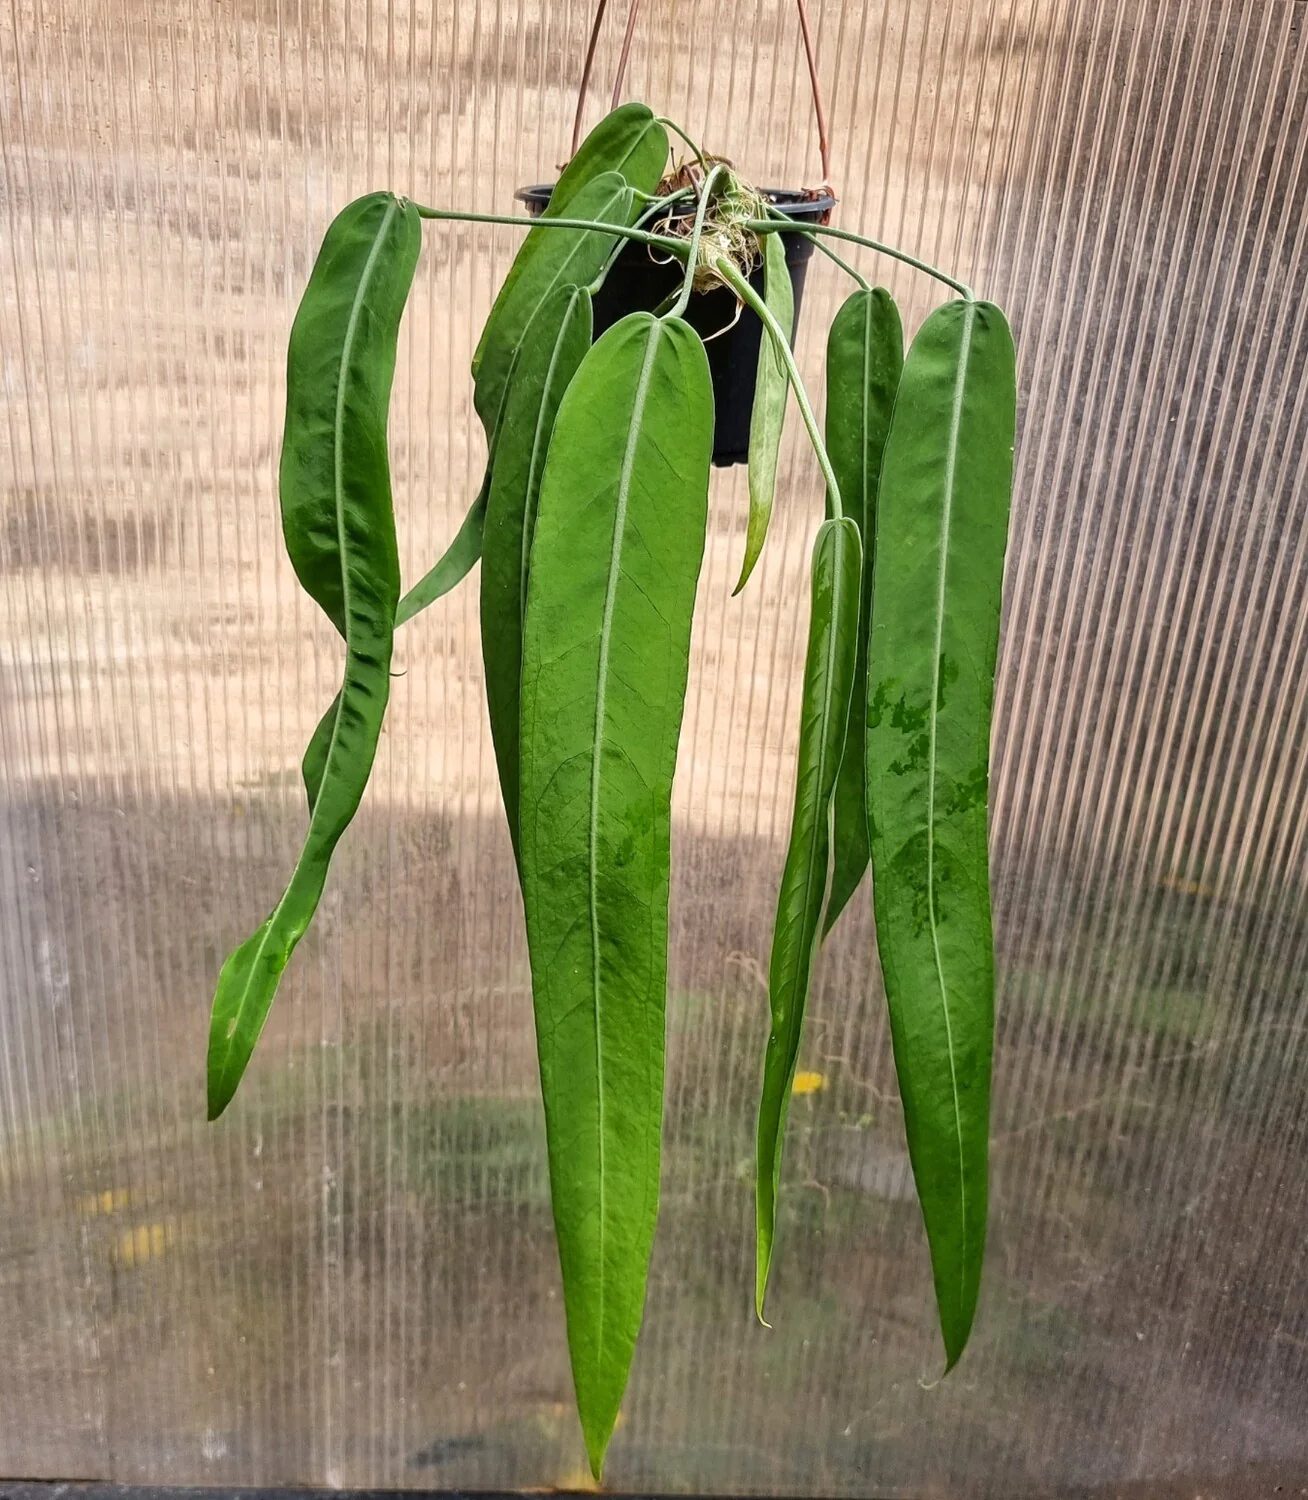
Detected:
left=112, top=1220, right=177, bottom=1268
left=791, top=1070, right=825, bottom=1096
left=1158, top=873, right=1217, bottom=899
left=78, top=1187, right=134, bottom=1217
left=554, top=1466, right=598, bottom=1492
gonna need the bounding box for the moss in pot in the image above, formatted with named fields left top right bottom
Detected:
left=519, top=178, right=836, bottom=465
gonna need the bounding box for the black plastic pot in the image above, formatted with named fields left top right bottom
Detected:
left=517, top=185, right=836, bottom=467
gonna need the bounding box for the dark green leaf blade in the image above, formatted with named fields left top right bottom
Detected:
left=207, top=191, right=420, bottom=1119
left=480, top=283, right=593, bottom=861
left=474, top=102, right=667, bottom=361
left=754, top=516, right=861, bottom=1320
left=866, top=298, right=1016, bottom=1369
left=733, top=231, right=795, bottom=594
left=519, top=312, right=713, bottom=1478
left=823, top=288, right=904, bottom=934
left=473, top=171, right=638, bottom=434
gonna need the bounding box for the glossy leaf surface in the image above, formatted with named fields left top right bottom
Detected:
left=519, top=312, right=713, bottom=1477
left=755, top=516, right=861, bottom=1319
left=480, top=283, right=593, bottom=861
left=866, top=298, right=1015, bottom=1369
left=733, top=232, right=794, bottom=594
left=474, top=102, right=667, bottom=366
left=207, top=192, right=420, bottom=1119
left=823, top=288, right=904, bottom=933
left=473, top=171, right=637, bottom=435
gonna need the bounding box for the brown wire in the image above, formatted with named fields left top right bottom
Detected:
left=794, top=0, right=832, bottom=188
left=574, top=0, right=833, bottom=191
left=571, top=0, right=610, bottom=156
left=610, top=0, right=643, bottom=110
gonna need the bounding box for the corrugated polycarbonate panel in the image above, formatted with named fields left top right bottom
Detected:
left=1, top=0, right=1306, bottom=1493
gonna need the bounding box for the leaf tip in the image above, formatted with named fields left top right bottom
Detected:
left=754, top=1252, right=772, bottom=1326
left=205, top=1066, right=232, bottom=1123
left=937, top=1301, right=977, bottom=1377
left=581, top=1418, right=612, bottom=1485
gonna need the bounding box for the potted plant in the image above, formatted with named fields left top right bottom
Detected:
left=519, top=0, right=837, bottom=469
left=203, top=6, right=1016, bottom=1477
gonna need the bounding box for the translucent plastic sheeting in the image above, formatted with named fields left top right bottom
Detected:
left=1, top=0, right=1306, bottom=1494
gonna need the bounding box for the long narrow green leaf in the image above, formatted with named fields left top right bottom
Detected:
left=823, top=288, right=904, bottom=934
left=474, top=102, right=667, bottom=365
left=473, top=171, right=638, bottom=434
left=480, top=283, right=593, bottom=861
left=207, top=192, right=420, bottom=1120
left=519, top=311, right=713, bottom=1478
left=733, top=231, right=795, bottom=594
left=754, top=516, right=861, bottom=1320
left=866, top=298, right=1016, bottom=1369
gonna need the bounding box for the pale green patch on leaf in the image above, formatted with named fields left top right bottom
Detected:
left=823, top=287, right=904, bottom=935
left=866, top=298, right=1015, bottom=1370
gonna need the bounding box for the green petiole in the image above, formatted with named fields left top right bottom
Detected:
left=414, top=202, right=689, bottom=260
left=656, top=115, right=710, bottom=172
left=590, top=187, right=696, bottom=291
left=802, top=231, right=871, bottom=290
left=667, top=165, right=727, bottom=321
left=762, top=204, right=869, bottom=291
left=714, top=255, right=844, bottom=521
left=747, top=218, right=974, bottom=300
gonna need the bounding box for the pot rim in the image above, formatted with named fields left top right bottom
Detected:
left=515, top=183, right=838, bottom=221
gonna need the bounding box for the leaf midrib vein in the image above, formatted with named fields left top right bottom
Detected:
left=588, top=317, right=663, bottom=1372
left=926, top=300, right=975, bottom=1315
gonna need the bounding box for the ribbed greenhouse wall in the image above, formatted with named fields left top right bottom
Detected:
left=1, top=1, right=1305, bottom=1494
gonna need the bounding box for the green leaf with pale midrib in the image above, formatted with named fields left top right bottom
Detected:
left=823, top=287, right=904, bottom=935
left=734, top=231, right=795, bottom=595
left=519, top=311, right=713, bottom=1478
left=481, top=283, right=593, bottom=862
left=473, top=103, right=667, bottom=376
left=207, top=191, right=419, bottom=1120
left=473, top=171, right=640, bottom=436
left=866, top=297, right=1015, bottom=1370
left=754, top=515, right=861, bottom=1320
